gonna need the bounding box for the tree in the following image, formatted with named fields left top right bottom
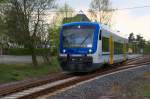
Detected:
left=128, top=33, right=146, bottom=53
left=3, top=0, right=56, bottom=66
left=128, top=33, right=135, bottom=43
left=48, top=26, right=60, bottom=56
left=53, top=3, right=74, bottom=26
left=0, top=0, right=8, bottom=55
left=89, top=0, right=114, bottom=25
left=88, top=9, right=98, bottom=22
left=128, top=33, right=136, bottom=53
left=136, top=34, right=145, bottom=52
left=0, top=0, right=6, bottom=35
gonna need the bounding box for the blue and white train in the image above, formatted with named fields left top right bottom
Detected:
left=59, top=22, right=134, bottom=72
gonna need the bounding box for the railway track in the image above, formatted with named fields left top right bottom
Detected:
left=0, top=73, right=74, bottom=98
left=125, top=55, right=150, bottom=65
left=0, top=55, right=150, bottom=99
left=124, top=55, right=146, bottom=64
left=124, top=56, right=150, bottom=65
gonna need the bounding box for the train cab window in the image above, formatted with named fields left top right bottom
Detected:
left=102, top=37, right=109, bottom=52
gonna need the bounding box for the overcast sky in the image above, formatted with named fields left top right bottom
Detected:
left=58, top=0, right=150, bottom=40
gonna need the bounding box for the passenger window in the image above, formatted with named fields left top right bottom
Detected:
left=102, top=37, right=109, bottom=52
left=114, top=42, right=123, bottom=54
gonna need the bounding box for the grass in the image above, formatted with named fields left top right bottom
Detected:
left=144, top=44, right=150, bottom=54
left=142, top=73, right=150, bottom=99
left=125, top=72, right=150, bottom=99
left=0, top=57, right=61, bottom=84
left=143, top=88, right=150, bottom=99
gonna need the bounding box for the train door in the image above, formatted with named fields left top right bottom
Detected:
left=109, top=35, right=114, bottom=64
left=123, top=42, right=127, bottom=61
left=99, top=29, right=102, bottom=57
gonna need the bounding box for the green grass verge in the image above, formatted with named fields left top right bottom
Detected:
left=143, top=89, right=150, bottom=99
left=144, top=44, right=150, bottom=54
left=142, top=73, right=150, bottom=99
left=0, top=57, right=61, bottom=84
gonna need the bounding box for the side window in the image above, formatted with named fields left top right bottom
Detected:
left=114, top=42, right=123, bottom=54
left=102, top=37, right=109, bottom=52
left=99, top=30, right=102, bottom=40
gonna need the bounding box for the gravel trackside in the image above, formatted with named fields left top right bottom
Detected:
left=45, top=65, right=150, bottom=99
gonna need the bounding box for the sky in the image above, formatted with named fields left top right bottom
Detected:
left=58, top=0, right=150, bottom=40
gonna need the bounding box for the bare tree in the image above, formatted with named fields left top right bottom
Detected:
left=3, top=0, right=56, bottom=66
left=53, top=3, right=74, bottom=26
left=89, top=0, right=114, bottom=25
left=88, top=9, right=97, bottom=22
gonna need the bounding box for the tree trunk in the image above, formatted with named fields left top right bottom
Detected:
left=32, top=53, right=38, bottom=66
left=42, top=55, right=48, bottom=63
left=42, top=50, right=51, bottom=64
left=0, top=48, right=2, bottom=55
left=31, top=48, right=38, bottom=66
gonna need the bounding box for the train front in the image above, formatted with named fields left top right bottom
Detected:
left=59, top=22, right=100, bottom=72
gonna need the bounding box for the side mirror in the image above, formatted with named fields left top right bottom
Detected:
left=99, top=30, right=102, bottom=40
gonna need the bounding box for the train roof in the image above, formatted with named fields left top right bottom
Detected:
left=101, top=25, right=128, bottom=43
left=63, top=22, right=99, bottom=27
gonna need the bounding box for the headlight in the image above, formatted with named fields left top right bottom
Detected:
left=89, top=49, right=92, bottom=53
left=63, top=49, right=66, bottom=53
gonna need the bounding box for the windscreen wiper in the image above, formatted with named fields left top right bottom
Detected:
left=79, top=34, right=92, bottom=47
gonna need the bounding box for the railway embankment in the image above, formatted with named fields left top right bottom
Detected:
left=46, top=64, right=150, bottom=99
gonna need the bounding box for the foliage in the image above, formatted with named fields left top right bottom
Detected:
left=128, top=33, right=135, bottom=43
left=48, top=26, right=61, bottom=56
left=89, top=0, right=114, bottom=25
left=0, top=0, right=6, bottom=3
left=128, top=33, right=146, bottom=53
left=0, top=8, right=8, bottom=51
left=0, top=16, right=5, bottom=35
left=0, top=0, right=7, bottom=36
left=144, top=41, right=150, bottom=54
left=136, top=35, right=145, bottom=49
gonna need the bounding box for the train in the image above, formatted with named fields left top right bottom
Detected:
left=59, top=22, right=138, bottom=73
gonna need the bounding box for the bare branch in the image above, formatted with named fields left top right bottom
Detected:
left=89, top=0, right=114, bottom=25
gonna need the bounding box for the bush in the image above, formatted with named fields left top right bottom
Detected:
left=7, top=48, right=31, bottom=55
left=35, top=48, right=50, bottom=56
left=144, top=44, right=150, bottom=54
left=7, top=48, right=51, bottom=56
